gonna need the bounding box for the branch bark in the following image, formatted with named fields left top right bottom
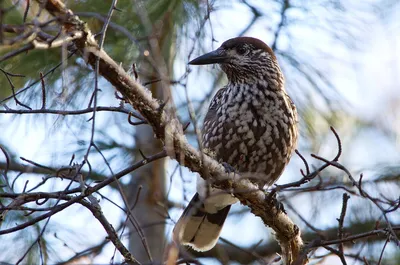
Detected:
left=32, top=1, right=305, bottom=264
left=0, top=192, right=140, bottom=265
left=191, top=220, right=400, bottom=264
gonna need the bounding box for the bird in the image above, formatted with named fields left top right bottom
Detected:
left=173, top=37, right=298, bottom=252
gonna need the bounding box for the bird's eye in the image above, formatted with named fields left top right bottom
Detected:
left=236, top=46, right=247, bottom=55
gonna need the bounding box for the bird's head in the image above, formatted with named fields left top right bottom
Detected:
left=189, top=37, right=283, bottom=85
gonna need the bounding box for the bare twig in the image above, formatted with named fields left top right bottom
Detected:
left=0, top=145, right=12, bottom=190
left=39, top=72, right=46, bottom=109
left=0, top=150, right=167, bottom=233
left=0, top=68, right=31, bottom=109
left=336, top=193, right=350, bottom=265
left=377, top=238, right=390, bottom=265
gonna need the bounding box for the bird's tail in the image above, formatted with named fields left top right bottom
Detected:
left=173, top=193, right=231, bottom=252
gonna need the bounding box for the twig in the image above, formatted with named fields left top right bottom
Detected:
left=128, top=112, right=147, bottom=125
left=23, top=0, right=30, bottom=23
left=336, top=193, right=350, bottom=265
left=317, top=227, right=400, bottom=246
left=0, top=68, right=31, bottom=110
left=0, top=106, right=132, bottom=115
left=271, top=0, right=290, bottom=51
left=0, top=145, right=11, bottom=190
left=39, top=72, right=46, bottom=109
left=272, top=127, right=344, bottom=197
left=92, top=141, right=154, bottom=262
left=0, top=51, right=76, bottom=104
left=82, top=199, right=140, bottom=265
left=377, top=238, right=390, bottom=265
left=0, top=150, right=167, bottom=235
left=323, top=246, right=347, bottom=265
left=295, top=149, right=310, bottom=176
left=20, top=157, right=53, bottom=172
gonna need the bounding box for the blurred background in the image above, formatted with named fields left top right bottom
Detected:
left=0, top=0, right=399, bottom=264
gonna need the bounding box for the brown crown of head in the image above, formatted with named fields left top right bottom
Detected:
left=189, top=37, right=280, bottom=83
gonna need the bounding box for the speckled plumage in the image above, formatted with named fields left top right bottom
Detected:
left=202, top=38, right=298, bottom=186
left=174, top=37, right=298, bottom=252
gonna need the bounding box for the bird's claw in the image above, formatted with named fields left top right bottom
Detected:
left=157, top=98, right=169, bottom=113
left=270, top=192, right=286, bottom=214
left=222, top=162, right=236, bottom=174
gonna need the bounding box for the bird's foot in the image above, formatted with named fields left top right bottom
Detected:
left=157, top=97, right=169, bottom=114
left=268, top=192, right=286, bottom=214
left=221, top=162, right=236, bottom=174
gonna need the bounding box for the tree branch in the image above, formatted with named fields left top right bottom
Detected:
left=190, top=220, right=400, bottom=264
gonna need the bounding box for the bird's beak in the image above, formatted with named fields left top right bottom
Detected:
left=188, top=49, right=228, bottom=65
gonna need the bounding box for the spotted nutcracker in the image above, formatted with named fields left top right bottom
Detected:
left=173, top=37, right=298, bottom=251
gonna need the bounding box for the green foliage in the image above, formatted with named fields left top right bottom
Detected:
left=0, top=0, right=201, bottom=100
